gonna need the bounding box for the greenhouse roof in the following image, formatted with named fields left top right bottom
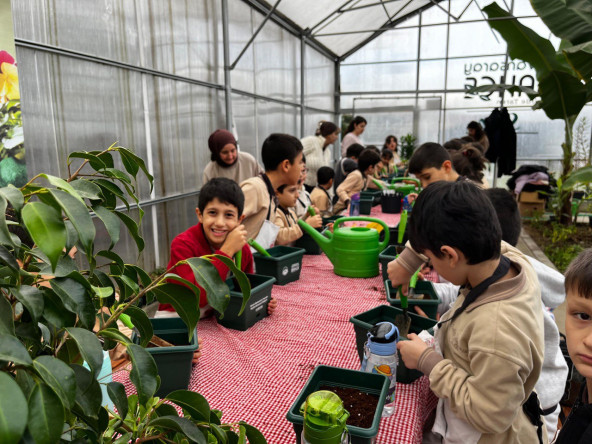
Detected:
left=243, top=0, right=447, bottom=59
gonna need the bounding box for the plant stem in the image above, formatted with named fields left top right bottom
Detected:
left=67, top=146, right=113, bottom=182
left=135, top=433, right=166, bottom=443
left=19, top=173, right=43, bottom=190
left=55, top=331, right=69, bottom=356
left=101, top=263, right=180, bottom=330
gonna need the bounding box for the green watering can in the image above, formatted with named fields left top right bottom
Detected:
left=298, top=216, right=390, bottom=278
left=387, top=177, right=421, bottom=196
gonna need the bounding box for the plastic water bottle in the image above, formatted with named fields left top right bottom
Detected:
left=300, top=391, right=350, bottom=444
left=349, top=193, right=360, bottom=216
left=360, top=322, right=399, bottom=417
left=402, top=196, right=413, bottom=212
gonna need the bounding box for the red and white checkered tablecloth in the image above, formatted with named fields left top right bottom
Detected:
left=114, top=209, right=438, bottom=444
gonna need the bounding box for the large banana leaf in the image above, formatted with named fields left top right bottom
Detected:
left=530, top=0, right=592, bottom=45
left=484, top=2, right=588, bottom=121
left=564, top=42, right=592, bottom=82
left=564, top=165, right=592, bottom=189
left=566, top=0, right=592, bottom=29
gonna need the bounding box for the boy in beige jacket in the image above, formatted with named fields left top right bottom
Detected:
left=310, top=166, right=334, bottom=218
left=334, top=149, right=380, bottom=215
left=274, top=184, right=322, bottom=246
left=240, top=134, right=304, bottom=246
left=391, top=181, right=546, bottom=444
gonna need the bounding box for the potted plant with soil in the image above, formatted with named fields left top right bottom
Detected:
left=385, top=279, right=441, bottom=320
left=0, top=145, right=265, bottom=443
left=287, top=365, right=389, bottom=444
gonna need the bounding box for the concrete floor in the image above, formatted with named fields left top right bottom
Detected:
left=516, top=229, right=566, bottom=334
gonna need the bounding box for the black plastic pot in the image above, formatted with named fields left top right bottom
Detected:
left=349, top=305, right=437, bottom=384
left=286, top=365, right=389, bottom=444
left=381, top=193, right=402, bottom=214
left=218, top=273, right=276, bottom=331
left=359, top=197, right=373, bottom=215
left=253, top=246, right=305, bottom=285
left=133, top=317, right=199, bottom=397
left=378, top=245, right=405, bottom=281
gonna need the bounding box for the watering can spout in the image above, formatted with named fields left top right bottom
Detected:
left=298, top=219, right=334, bottom=259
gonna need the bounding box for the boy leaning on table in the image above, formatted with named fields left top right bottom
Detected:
left=156, top=179, right=278, bottom=357
left=389, top=181, right=547, bottom=443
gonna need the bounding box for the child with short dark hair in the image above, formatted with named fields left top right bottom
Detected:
left=408, top=142, right=461, bottom=188
left=274, top=184, right=322, bottom=245
left=240, top=133, right=304, bottom=248
left=295, top=155, right=313, bottom=220
left=373, top=149, right=395, bottom=178
left=393, top=181, right=545, bottom=443
left=557, top=248, right=592, bottom=443
left=310, top=166, right=335, bottom=217
left=334, top=143, right=364, bottom=192
left=159, top=178, right=277, bottom=318
left=426, top=187, right=566, bottom=441
left=334, top=149, right=380, bottom=214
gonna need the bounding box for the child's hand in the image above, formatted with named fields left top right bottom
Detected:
left=192, top=337, right=203, bottom=365
left=407, top=193, right=418, bottom=203
left=220, top=224, right=247, bottom=257
left=397, top=333, right=428, bottom=370
left=306, top=214, right=323, bottom=229
left=387, top=260, right=413, bottom=295
left=414, top=305, right=440, bottom=321
left=267, top=297, right=278, bottom=315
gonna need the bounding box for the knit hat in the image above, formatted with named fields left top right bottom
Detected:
left=208, top=129, right=237, bottom=166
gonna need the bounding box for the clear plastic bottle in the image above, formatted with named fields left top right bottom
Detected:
left=349, top=193, right=360, bottom=216
left=360, top=322, right=399, bottom=417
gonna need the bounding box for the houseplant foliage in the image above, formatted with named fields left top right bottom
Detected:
left=400, top=134, right=417, bottom=161
left=472, top=1, right=592, bottom=223
left=0, top=144, right=262, bottom=443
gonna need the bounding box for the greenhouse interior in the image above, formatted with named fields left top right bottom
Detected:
left=1, top=0, right=591, bottom=443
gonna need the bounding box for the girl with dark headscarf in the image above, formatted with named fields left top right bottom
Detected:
left=202, top=129, right=263, bottom=185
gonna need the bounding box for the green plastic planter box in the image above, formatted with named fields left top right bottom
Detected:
left=388, top=224, right=408, bottom=246
left=360, top=190, right=381, bottom=206
left=359, top=197, right=373, bottom=215
left=295, top=228, right=323, bottom=255
left=133, top=317, right=198, bottom=398
left=385, top=279, right=441, bottom=320
left=253, top=245, right=305, bottom=285
left=286, top=365, right=389, bottom=444
left=378, top=245, right=405, bottom=281
left=349, top=304, right=437, bottom=384
left=218, top=273, right=276, bottom=331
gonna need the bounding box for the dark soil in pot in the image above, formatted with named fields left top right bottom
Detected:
left=319, top=385, right=379, bottom=429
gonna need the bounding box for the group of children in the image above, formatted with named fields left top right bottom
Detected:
left=160, top=129, right=591, bottom=443
left=390, top=141, right=590, bottom=443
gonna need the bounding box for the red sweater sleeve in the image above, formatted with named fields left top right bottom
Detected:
left=162, top=225, right=254, bottom=310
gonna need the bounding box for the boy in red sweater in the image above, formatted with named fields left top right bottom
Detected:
left=158, top=178, right=277, bottom=323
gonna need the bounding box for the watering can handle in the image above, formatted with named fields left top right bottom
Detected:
left=333, top=216, right=390, bottom=250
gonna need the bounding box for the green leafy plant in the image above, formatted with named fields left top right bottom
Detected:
left=0, top=144, right=262, bottom=443
left=471, top=1, right=592, bottom=224
left=400, top=134, right=417, bottom=161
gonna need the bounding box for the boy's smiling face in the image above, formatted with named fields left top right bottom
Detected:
left=196, top=198, right=243, bottom=249
left=566, top=290, right=592, bottom=379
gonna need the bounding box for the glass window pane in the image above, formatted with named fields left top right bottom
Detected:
left=449, top=22, right=507, bottom=57
left=419, top=60, right=446, bottom=90
left=421, top=2, right=450, bottom=25
left=420, top=25, right=447, bottom=59
left=341, top=62, right=418, bottom=92
left=344, top=28, right=419, bottom=64
left=305, top=47, right=334, bottom=111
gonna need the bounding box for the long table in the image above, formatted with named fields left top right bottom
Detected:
left=115, top=207, right=438, bottom=443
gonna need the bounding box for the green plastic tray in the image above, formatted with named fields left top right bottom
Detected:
left=360, top=190, right=381, bottom=206
left=133, top=317, right=198, bottom=397
left=286, top=365, right=389, bottom=444
left=378, top=245, right=405, bottom=281
left=349, top=304, right=437, bottom=384
left=359, top=197, right=373, bottom=215
left=385, top=279, right=441, bottom=320
left=217, top=273, right=276, bottom=331
left=253, top=246, right=305, bottom=285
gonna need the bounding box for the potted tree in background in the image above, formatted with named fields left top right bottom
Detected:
left=0, top=144, right=265, bottom=443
